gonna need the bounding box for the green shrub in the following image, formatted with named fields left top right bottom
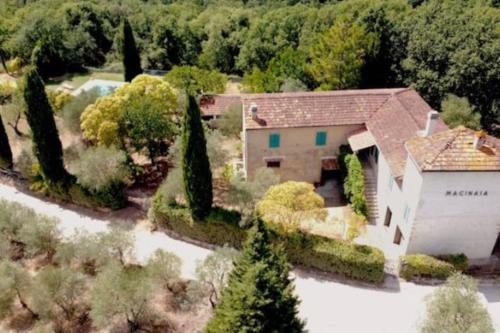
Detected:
left=338, top=144, right=351, bottom=180
left=343, top=153, right=368, bottom=218
left=69, top=146, right=130, bottom=209
left=400, top=254, right=456, bottom=280
left=150, top=192, right=385, bottom=283
left=46, top=90, right=72, bottom=113
left=436, top=253, right=468, bottom=272
left=345, top=213, right=367, bottom=242
left=281, top=230, right=385, bottom=283
left=218, top=103, right=242, bottom=138
left=149, top=193, right=245, bottom=249
left=61, top=87, right=100, bottom=133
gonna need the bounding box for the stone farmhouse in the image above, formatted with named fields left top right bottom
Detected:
left=201, top=89, right=500, bottom=260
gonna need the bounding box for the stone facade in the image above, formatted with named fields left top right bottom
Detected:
left=243, top=125, right=360, bottom=183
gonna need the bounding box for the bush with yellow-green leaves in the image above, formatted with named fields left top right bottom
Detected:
left=256, top=181, right=327, bottom=232
left=80, top=75, right=178, bottom=147
left=400, top=254, right=456, bottom=280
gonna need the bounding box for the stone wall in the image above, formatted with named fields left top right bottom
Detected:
left=244, top=125, right=361, bottom=183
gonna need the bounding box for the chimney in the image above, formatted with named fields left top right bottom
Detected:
left=250, top=103, right=258, bottom=120
left=473, top=130, right=487, bottom=150
left=423, top=110, right=439, bottom=136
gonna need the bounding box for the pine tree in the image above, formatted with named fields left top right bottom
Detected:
left=181, top=95, right=213, bottom=220
left=23, top=68, right=70, bottom=185
left=0, top=114, right=13, bottom=169
left=205, top=217, right=304, bottom=333
left=121, top=19, right=142, bottom=82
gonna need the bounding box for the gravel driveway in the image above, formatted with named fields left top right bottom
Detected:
left=1, top=183, right=499, bottom=333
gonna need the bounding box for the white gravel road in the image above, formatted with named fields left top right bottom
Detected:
left=1, top=183, right=499, bottom=333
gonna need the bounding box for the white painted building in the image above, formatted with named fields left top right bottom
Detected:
left=229, top=88, right=500, bottom=260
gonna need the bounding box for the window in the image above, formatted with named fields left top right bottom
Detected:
left=403, top=204, right=410, bottom=222
left=384, top=207, right=392, bottom=227
left=266, top=160, right=281, bottom=168
left=393, top=226, right=403, bottom=245
left=269, top=133, right=280, bottom=148
left=315, top=131, right=327, bottom=146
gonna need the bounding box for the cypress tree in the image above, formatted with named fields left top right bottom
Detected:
left=23, top=68, right=70, bottom=185
left=205, top=217, right=304, bottom=333
left=0, top=114, right=13, bottom=169
left=121, top=19, right=142, bottom=82
left=181, top=95, right=213, bottom=220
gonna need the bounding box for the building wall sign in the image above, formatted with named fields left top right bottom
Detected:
left=445, top=190, right=488, bottom=197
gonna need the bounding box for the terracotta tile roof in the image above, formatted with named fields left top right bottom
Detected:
left=200, top=94, right=241, bottom=117
left=242, top=89, right=406, bottom=129
left=406, top=126, right=500, bottom=171
left=366, top=90, right=448, bottom=178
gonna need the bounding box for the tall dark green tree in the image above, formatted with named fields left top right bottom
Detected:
left=205, top=217, right=304, bottom=333
left=23, top=68, right=70, bottom=185
left=0, top=114, right=13, bottom=169
left=181, top=95, right=213, bottom=220
left=121, top=19, right=142, bottom=82
left=360, top=6, right=401, bottom=88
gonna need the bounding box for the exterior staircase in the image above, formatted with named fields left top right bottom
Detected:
left=363, top=165, right=379, bottom=224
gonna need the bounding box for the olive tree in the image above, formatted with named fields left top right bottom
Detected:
left=169, top=128, right=230, bottom=172
left=187, top=246, right=239, bottom=309
left=97, top=228, right=135, bottom=266
left=68, top=146, right=130, bottom=209
left=31, top=266, right=88, bottom=324
left=420, top=274, right=494, bottom=333
left=226, top=167, right=280, bottom=216
left=0, top=200, right=36, bottom=242
left=90, top=263, right=158, bottom=332
left=0, top=259, right=37, bottom=319
left=55, top=228, right=135, bottom=274
left=17, top=214, right=61, bottom=261
left=146, top=249, right=182, bottom=289
left=218, top=104, right=242, bottom=138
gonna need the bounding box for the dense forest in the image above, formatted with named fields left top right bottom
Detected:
left=0, top=0, right=499, bottom=133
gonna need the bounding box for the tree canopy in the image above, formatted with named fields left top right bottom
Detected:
left=257, top=181, right=326, bottom=231
left=205, top=217, right=304, bottom=333
left=420, top=274, right=494, bottom=333
left=0, top=0, right=498, bottom=131
left=181, top=95, right=213, bottom=220
left=308, top=17, right=378, bottom=90
left=23, top=68, right=71, bottom=186
left=80, top=74, right=178, bottom=147
left=120, top=18, right=142, bottom=82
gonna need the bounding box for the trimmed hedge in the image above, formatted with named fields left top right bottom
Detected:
left=400, top=254, right=456, bottom=280
left=150, top=192, right=385, bottom=283
left=149, top=195, right=245, bottom=248
left=342, top=153, right=368, bottom=218
left=436, top=253, right=469, bottom=272
left=282, top=232, right=385, bottom=283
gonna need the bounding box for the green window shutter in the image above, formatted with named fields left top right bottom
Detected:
left=316, top=131, right=327, bottom=146
left=269, top=133, right=280, bottom=148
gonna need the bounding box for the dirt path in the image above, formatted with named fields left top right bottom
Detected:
left=0, top=183, right=499, bottom=333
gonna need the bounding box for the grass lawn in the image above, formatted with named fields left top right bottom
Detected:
left=45, top=71, right=124, bottom=90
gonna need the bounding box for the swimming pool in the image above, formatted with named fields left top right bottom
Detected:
left=71, top=79, right=126, bottom=97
